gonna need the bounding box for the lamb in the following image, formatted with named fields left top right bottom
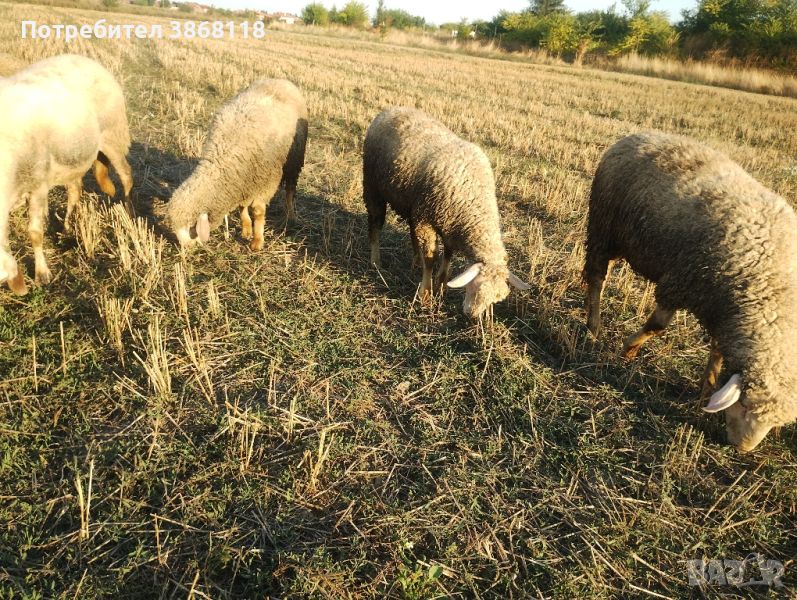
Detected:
left=363, top=107, right=529, bottom=319
left=165, top=78, right=308, bottom=251
left=0, top=54, right=133, bottom=295
left=583, top=131, right=797, bottom=452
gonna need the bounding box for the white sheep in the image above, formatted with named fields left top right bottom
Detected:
left=584, top=132, right=797, bottom=451
left=363, top=107, right=529, bottom=319
left=0, top=54, right=133, bottom=295
left=165, top=78, right=308, bottom=251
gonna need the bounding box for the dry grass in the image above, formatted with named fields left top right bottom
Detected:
left=0, top=3, right=796, bottom=598
left=601, top=52, right=797, bottom=99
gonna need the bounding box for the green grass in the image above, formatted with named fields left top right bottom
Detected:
left=0, top=3, right=796, bottom=598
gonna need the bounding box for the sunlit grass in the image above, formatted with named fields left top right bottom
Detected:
left=0, top=3, right=795, bottom=598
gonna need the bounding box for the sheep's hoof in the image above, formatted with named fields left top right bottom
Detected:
left=241, top=227, right=253, bottom=240
left=35, top=267, right=52, bottom=286
left=7, top=271, right=28, bottom=296
left=249, top=239, right=264, bottom=252
left=622, top=343, right=641, bottom=360
left=586, top=313, right=601, bottom=338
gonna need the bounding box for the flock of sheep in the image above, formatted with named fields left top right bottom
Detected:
left=1, top=54, right=795, bottom=453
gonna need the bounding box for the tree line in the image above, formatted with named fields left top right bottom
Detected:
left=301, top=0, right=797, bottom=68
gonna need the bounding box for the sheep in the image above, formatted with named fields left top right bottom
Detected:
left=363, top=108, right=529, bottom=319
left=583, top=131, right=797, bottom=452
left=0, top=54, right=133, bottom=295
left=165, top=78, right=308, bottom=251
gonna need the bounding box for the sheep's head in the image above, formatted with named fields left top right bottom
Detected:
left=703, top=374, right=782, bottom=452
left=171, top=212, right=210, bottom=248
left=446, top=262, right=530, bottom=319
left=0, top=250, right=26, bottom=295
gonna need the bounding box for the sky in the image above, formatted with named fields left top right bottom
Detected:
left=207, top=0, right=696, bottom=24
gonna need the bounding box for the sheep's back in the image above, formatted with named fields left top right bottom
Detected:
left=203, top=85, right=301, bottom=181
left=593, top=134, right=748, bottom=279
left=11, top=55, right=128, bottom=144
left=590, top=132, right=797, bottom=327
left=0, top=77, right=100, bottom=191
left=364, top=108, right=498, bottom=233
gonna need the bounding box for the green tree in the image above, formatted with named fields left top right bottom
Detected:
left=332, top=1, right=368, bottom=27
left=457, top=17, right=474, bottom=39
left=613, top=10, right=677, bottom=55
left=302, top=2, right=330, bottom=25
left=580, top=7, right=629, bottom=48
left=374, top=0, right=386, bottom=27
left=501, top=11, right=546, bottom=46
left=679, top=0, right=797, bottom=64
left=486, top=10, right=512, bottom=37
left=530, top=0, right=567, bottom=16
left=541, top=13, right=578, bottom=55
left=573, top=16, right=602, bottom=63
left=621, top=0, right=651, bottom=18
left=375, top=6, right=426, bottom=30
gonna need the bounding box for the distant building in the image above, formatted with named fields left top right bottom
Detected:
left=259, top=12, right=302, bottom=24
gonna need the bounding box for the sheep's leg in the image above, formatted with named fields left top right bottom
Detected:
left=64, top=180, right=83, bottom=232
left=412, top=221, right=437, bottom=304
left=700, top=338, right=724, bottom=398
left=250, top=198, right=266, bottom=251
left=369, top=226, right=382, bottom=268
left=364, top=183, right=385, bottom=267
left=28, top=187, right=52, bottom=285
left=283, top=179, right=297, bottom=225
left=435, top=245, right=453, bottom=293
left=101, top=149, right=134, bottom=217
left=93, top=157, right=116, bottom=197
left=249, top=179, right=281, bottom=251
left=583, top=253, right=613, bottom=337
left=0, top=252, right=26, bottom=295
left=0, top=203, right=27, bottom=295
left=622, top=304, right=674, bottom=359
left=240, top=204, right=253, bottom=240
left=283, top=120, right=306, bottom=227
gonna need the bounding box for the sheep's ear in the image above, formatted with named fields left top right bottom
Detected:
left=447, top=263, right=482, bottom=288
left=703, top=373, right=742, bottom=413
left=508, top=271, right=531, bottom=290
left=196, top=213, right=210, bottom=243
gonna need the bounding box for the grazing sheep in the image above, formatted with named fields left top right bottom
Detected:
left=363, top=107, right=529, bottom=319
left=166, top=78, right=308, bottom=251
left=0, top=54, right=133, bottom=295
left=583, top=131, right=797, bottom=451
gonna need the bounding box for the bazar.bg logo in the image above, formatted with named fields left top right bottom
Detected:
left=687, top=554, right=785, bottom=588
